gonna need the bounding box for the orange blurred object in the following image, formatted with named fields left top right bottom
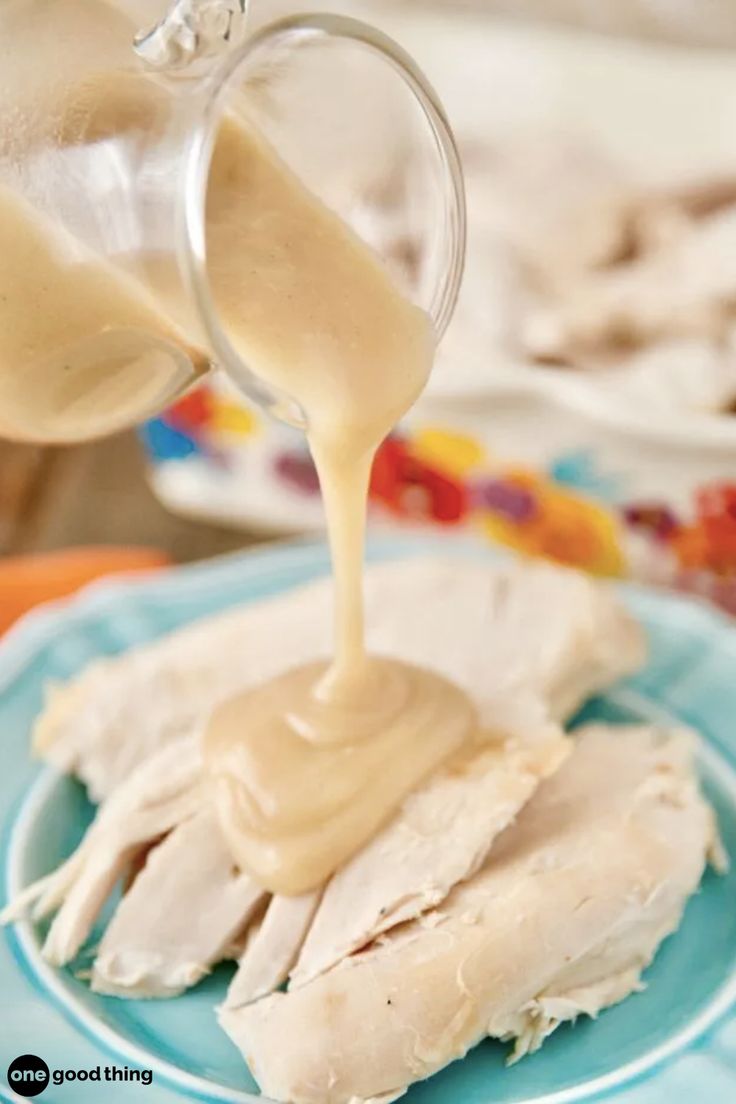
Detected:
left=0, top=547, right=171, bottom=635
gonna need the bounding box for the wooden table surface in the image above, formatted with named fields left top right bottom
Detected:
left=0, top=435, right=264, bottom=563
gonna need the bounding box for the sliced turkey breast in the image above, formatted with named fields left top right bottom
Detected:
left=7, top=711, right=568, bottom=1001
left=226, top=891, right=322, bottom=1010
left=93, top=809, right=266, bottom=998
left=291, top=722, right=568, bottom=987
left=221, top=725, right=722, bottom=1104
left=1, top=737, right=203, bottom=964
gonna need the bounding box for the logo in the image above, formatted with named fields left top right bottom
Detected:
left=6, top=1055, right=49, bottom=1097
left=5, top=1057, right=154, bottom=1095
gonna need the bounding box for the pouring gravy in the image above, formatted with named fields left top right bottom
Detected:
left=201, top=120, right=475, bottom=894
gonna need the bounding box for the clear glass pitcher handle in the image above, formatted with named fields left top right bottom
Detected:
left=134, top=0, right=249, bottom=72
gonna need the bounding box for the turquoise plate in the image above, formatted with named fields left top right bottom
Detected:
left=1, top=536, right=735, bottom=1104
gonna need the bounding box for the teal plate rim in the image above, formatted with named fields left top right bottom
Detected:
left=1, top=533, right=736, bottom=1104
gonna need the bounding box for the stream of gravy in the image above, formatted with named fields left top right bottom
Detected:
left=1, top=69, right=474, bottom=894
left=201, top=120, right=475, bottom=894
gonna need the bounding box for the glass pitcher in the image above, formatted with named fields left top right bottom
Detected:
left=0, top=0, right=465, bottom=443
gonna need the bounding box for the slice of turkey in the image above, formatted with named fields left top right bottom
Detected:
left=290, top=718, right=568, bottom=987
left=0, top=737, right=203, bottom=964
left=221, top=725, right=723, bottom=1104
left=524, top=204, right=736, bottom=365
left=33, top=556, right=645, bottom=801
left=92, top=809, right=266, bottom=998
left=226, top=891, right=323, bottom=1009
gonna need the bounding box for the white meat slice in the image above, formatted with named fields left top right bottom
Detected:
left=588, top=336, right=736, bottom=414
left=481, top=134, right=637, bottom=291
left=1, top=737, right=203, bottom=965
left=222, top=896, right=270, bottom=963
left=221, top=725, right=722, bottom=1104
left=33, top=557, right=645, bottom=799
left=226, top=891, right=322, bottom=1010
left=525, top=204, right=736, bottom=363
left=291, top=721, right=568, bottom=986
left=93, top=810, right=266, bottom=998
